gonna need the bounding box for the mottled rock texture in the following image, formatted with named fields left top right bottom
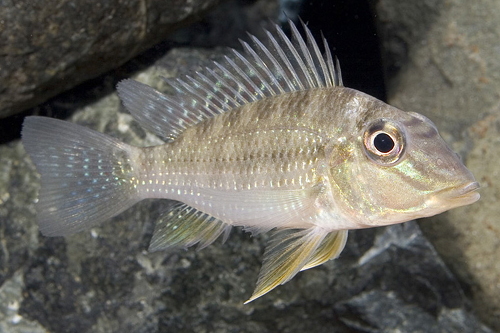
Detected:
left=0, top=0, right=222, bottom=118
left=374, top=0, right=500, bottom=330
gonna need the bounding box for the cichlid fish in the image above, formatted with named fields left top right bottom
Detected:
left=21, top=20, right=480, bottom=303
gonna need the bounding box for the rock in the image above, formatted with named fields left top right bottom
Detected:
left=419, top=109, right=500, bottom=331
left=373, top=0, right=500, bottom=330
left=0, top=0, right=223, bottom=118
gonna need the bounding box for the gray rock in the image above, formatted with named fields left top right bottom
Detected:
left=0, top=0, right=223, bottom=118
left=374, top=0, right=500, bottom=330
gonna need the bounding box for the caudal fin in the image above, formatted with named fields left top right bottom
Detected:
left=22, top=116, right=141, bottom=236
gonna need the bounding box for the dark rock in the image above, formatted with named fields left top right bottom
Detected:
left=0, top=0, right=223, bottom=118
left=373, top=0, right=500, bottom=330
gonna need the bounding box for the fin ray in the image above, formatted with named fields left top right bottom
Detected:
left=212, top=60, right=253, bottom=104
left=149, top=203, right=231, bottom=252
left=118, top=20, right=342, bottom=139
left=225, top=53, right=265, bottom=101
left=301, top=230, right=348, bottom=271
left=117, top=80, right=192, bottom=141
left=273, top=23, right=311, bottom=90
left=246, top=35, right=287, bottom=94
left=290, top=20, right=321, bottom=88
left=245, top=227, right=327, bottom=303
left=304, top=21, right=330, bottom=88
left=22, top=116, right=140, bottom=236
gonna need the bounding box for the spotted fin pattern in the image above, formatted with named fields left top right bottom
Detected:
left=21, top=116, right=141, bottom=236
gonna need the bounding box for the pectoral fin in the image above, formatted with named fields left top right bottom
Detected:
left=149, top=203, right=231, bottom=252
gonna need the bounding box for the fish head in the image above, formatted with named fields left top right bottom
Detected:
left=330, top=94, right=479, bottom=228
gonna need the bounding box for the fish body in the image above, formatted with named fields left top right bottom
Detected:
left=21, top=21, right=479, bottom=302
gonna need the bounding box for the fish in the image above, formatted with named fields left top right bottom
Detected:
left=21, top=20, right=480, bottom=303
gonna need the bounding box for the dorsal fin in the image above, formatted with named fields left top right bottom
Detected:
left=117, top=20, right=342, bottom=141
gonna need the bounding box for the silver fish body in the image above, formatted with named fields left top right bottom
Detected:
left=21, top=20, right=479, bottom=302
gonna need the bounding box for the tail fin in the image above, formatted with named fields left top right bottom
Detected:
left=22, top=116, right=141, bottom=236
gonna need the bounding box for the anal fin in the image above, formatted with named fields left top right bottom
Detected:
left=149, top=203, right=231, bottom=252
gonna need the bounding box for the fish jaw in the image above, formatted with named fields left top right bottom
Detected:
left=427, top=181, right=480, bottom=213
left=342, top=164, right=481, bottom=228
left=390, top=180, right=480, bottom=224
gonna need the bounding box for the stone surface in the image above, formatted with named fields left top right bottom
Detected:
left=0, top=0, right=222, bottom=118
left=0, top=0, right=496, bottom=332
left=374, top=0, right=500, bottom=330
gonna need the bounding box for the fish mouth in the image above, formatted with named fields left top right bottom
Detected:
left=437, top=181, right=480, bottom=206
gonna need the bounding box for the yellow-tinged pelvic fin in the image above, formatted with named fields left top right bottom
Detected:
left=245, top=227, right=342, bottom=304
left=149, top=203, right=231, bottom=252
left=301, top=230, right=348, bottom=271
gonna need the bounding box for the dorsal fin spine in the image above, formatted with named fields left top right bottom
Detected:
left=204, top=67, right=242, bottom=108
left=322, top=35, right=335, bottom=87
left=221, top=55, right=261, bottom=102
left=273, top=24, right=310, bottom=90
left=193, top=71, right=225, bottom=106
left=118, top=20, right=343, bottom=141
left=175, top=77, right=218, bottom=117
left=163, top=93, right=199, bottom=124
left=265, top=30, right=304, bottom=91
left=240, top=41, right=280, bottom=96
left=290, top=21, right=321, bottom=88
left=183, top=75, right=221, bottom=115
left=212, top=61, right=252, bottom=105
left=289, top=28, right=315, bottom=88
left=229, top=51, right=268, bottom=100
left=188, top=73, right=227, bottom=111
left=304, top=23, right=330, bottom=88
left=335, top=57, right=343, bottom=87
left=249, top=34, right=291, bottom=93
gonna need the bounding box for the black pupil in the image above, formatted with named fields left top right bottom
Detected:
left=373, top=133, right=395, bottom=153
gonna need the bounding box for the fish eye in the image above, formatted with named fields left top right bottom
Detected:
left=363, top=120, right=406, bottom=166
left=373, top=132, right=394, bottom=153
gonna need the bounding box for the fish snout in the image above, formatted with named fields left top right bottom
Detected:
left=435, top=181, right=480, bottom=207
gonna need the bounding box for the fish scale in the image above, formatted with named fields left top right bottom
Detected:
left=21, top=20, right=479, bottom=303
left=134, top=90, right=332, bottom=198
left=140, top=129, right=322, bottom=193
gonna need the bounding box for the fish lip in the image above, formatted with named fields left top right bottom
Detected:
left=438, top=181, right=480, bottom=204
left=457, top=181, right=480, bottom=196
